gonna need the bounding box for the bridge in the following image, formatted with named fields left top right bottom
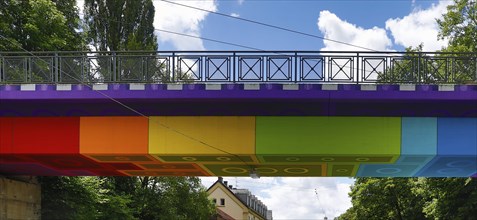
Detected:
left=0, top=51, right=476, bottom=177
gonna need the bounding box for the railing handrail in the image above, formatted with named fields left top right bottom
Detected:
left=1, top=51, right=476, bottom=84
left=1, top=50, right=476, bottom=55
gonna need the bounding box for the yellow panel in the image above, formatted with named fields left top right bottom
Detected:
left=149, top=117, right=255, bottom=155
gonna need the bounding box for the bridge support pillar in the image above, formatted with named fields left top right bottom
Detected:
left=0, top=176, right=41, bottom=220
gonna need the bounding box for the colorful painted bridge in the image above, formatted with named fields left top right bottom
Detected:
left=0, top=51, right=476, bottom=177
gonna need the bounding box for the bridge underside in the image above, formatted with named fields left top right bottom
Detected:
left=0, top=84, right=476, bottom=177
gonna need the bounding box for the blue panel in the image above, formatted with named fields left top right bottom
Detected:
left=415, top=156, right=477, bottom=177
left=438, top=118, right=477, bottom=155
left=358, top=118, right=438, bottom=177
left=357, top=164, right=422, bottom=177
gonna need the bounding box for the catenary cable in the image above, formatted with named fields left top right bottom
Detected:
left=0, top=33, right=254, bottom=169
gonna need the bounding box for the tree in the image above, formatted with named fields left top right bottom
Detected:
left=0, top=0, right=84, bottom=51
left=39, top=176, right=101, bottom=220
left=436, top=0, right=477, bottom=83
left=378, top=45, right=424, bottom=84
left=122, top=176, right=215, bottom=220
left=83, top=0, right=161, bottom=82
left=438, top=0, right=477, bottom=52
left=376, top=0, right=476, bottom=84
left=40, top=176, right=215, bottom=220
left=83, top=0, right=157, bottom=51
left=0, top=0, right=85, bottom=83
left=338, top=178, right=477, bottom=220
left=343, top=178, right=426, bottom=220
left=421, top=178, right=477, bottom=219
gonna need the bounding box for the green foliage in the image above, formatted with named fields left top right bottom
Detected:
left=0, top=0, right=84, bottom=51
left=343, top=178, right=426, bottom=220
left=338, top=178, right=477, bottom=220
left=133, top=177, right=215, bottom=220
left=84, top=0, right=158, bottom=51
left=379, top=45, right=424, bottom=84
left=84, top=0, right=160, bottom=82
left=421, top=178, right=477, bottom=220
left=377, top=0, right=477, bottom=84
left=438, top=0, right=477, bottom=52
left=39, top=176, right=101, bottom=220
left=39, top=176, right=215, bottom=220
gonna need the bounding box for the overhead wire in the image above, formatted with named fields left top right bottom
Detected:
left=0, top=33, right=254, bottom=170
left=159, top=0, right=381, bottom=52
left=83, top=13, right=385, bottom=78
left=1, top=1, right=403, bottom=171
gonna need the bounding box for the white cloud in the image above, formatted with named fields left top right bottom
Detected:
left=238, top=0, right=245, bottom=5
left=76, top=0, right=84, bottom=15
left=230, top=13, right=240, bottom=18
left=317, top=10, right=392, bottom=51
left=201, top=177, right=353, bottom=219
left=385, top=0, right=451, bottom=51
left=153, top=0, right=217, bottom=50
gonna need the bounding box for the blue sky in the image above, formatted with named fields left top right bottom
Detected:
left=153, top=0, right=451, bottom=52
left=146, top=0, right=453, bottom=219
left=77, top=0, right=454, bottom=218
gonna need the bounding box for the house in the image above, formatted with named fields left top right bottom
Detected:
left=207, top=177, right=273, bottom=220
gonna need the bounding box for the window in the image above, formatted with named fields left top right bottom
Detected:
left=212, top=198, right=217, bottom=204
left=220, top=198, right=225, bottom=206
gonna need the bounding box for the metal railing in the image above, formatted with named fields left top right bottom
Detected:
left=0, top=51, right=476, bottom=84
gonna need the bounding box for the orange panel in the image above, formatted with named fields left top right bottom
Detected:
left=80, top=117, right=148, bottom=154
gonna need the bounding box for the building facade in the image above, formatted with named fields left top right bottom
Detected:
left=207, top=177, right=272, bottom=220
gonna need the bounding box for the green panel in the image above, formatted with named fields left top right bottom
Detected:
left=256, top=117, right=401, bottom=156
left=154, top=155, right=256, bottom=163
left=203, top=164, right=325, bottom=177
left=328, top=164, right=358, bottom=176
left=258, top=155, right=395, bottom=164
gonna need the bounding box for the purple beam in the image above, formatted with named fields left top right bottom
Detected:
left=1, top=84, right=476, bottom=117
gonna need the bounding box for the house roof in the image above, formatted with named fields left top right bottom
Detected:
left=215, top=209, right=235, bottom=220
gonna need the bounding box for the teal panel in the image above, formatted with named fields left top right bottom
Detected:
left=401, top=117, right=437, bottom=155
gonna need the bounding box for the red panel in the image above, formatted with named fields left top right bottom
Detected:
left=26, top=154, right=102, bottom=170
left=103, top=163, right=143, bottom=170
left=0, top=162, right=68, bottom=176
left=5, top=117, right=80, bottom=154
left=0, top=154, right=37, bottom=163
left=0, top=118, right=14, bottom=153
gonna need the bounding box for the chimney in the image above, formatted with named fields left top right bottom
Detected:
left=229, top=185, right=233, bottom=189
left=218, top=177, right=223, bottom=183
left=224, top=181, right=228, bottom=186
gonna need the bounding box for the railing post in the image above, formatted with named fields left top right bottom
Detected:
left=112, top=51, right=117, bottom=82
left=474, top=54, right=477, bottom=82
left=27, top=57, right=31, bottom=83
left=417, top=52, right=421, bottom=83
left=356, top=52, right=360, bottom=84
left=172, top=52, right=176, bottom=83
left=54, top=53, right=59, bottom=83
left=294, top=52, right=298, bottom=83
left=0, top=54, right=3, bottom=83
left=233, top=52, right=236, bottom=83
left=82, top=52, right=86, bottom=83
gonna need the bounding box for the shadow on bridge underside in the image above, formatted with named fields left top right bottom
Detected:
left=1, top=116, right=476, bottom=177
